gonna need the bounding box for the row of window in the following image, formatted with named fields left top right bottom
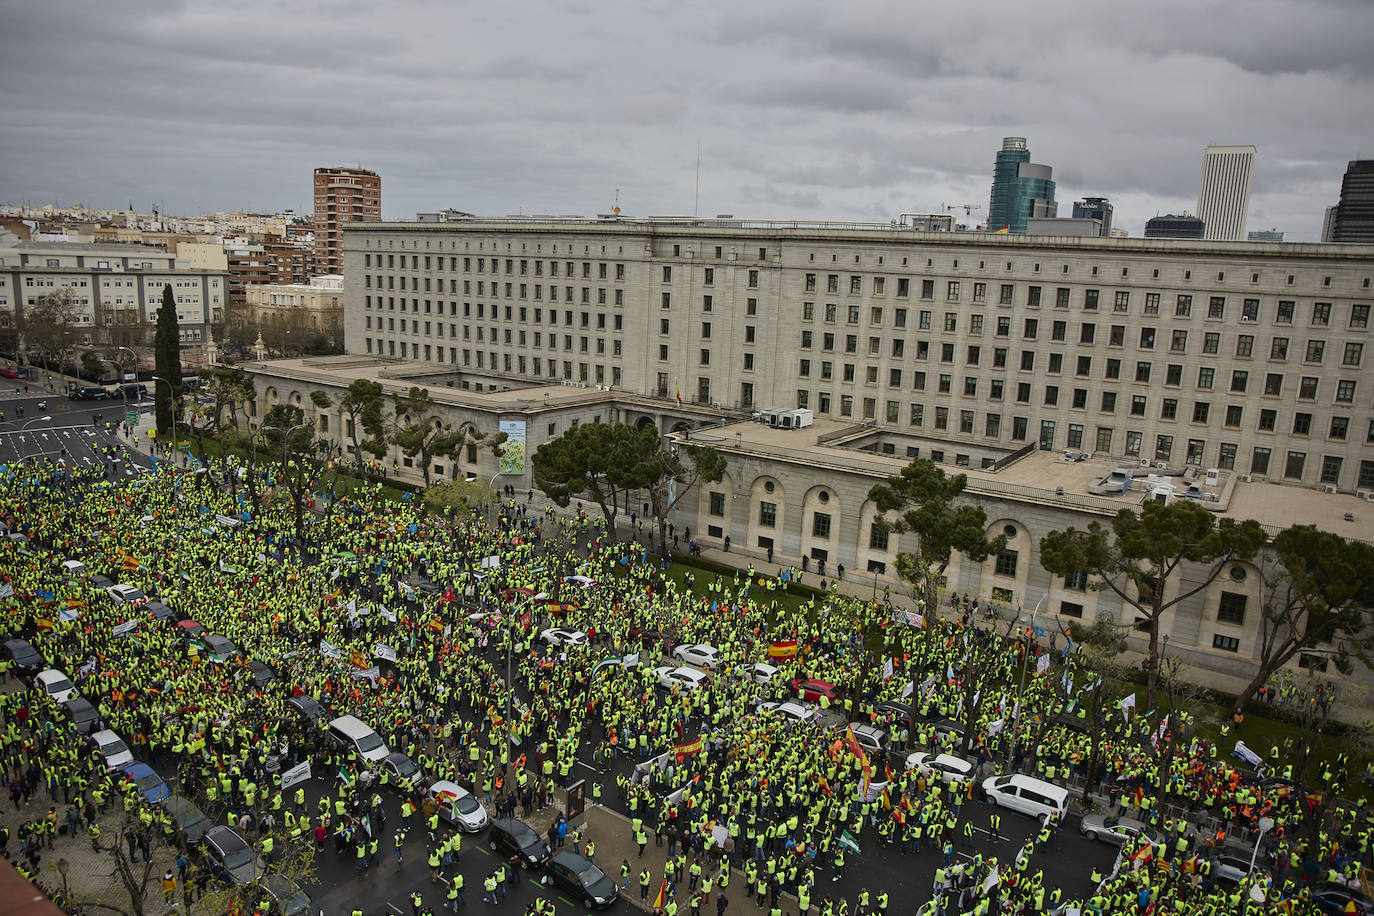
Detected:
left=361, top=337, right=624, bottom=386
left=364, top=253, right=630, bottom=280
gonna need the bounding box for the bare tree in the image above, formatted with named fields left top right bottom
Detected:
left=24, top=287, right=84, bottom=371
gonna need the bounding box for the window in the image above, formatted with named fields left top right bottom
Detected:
left=947, top=281, right=960, bottom=300
left=1175, top=295, right=1192, bottom=317
left=1212, top=634, right=1240, bottom=653
left=1105, top=359, right=1120, bottom=379
left=1299, top=377, right=1318, bottom=400
left=1051, top=320, right=1066, bottom=341
left=1321, top=455, right=1343, bottom=484
left=1230, top=370, right=1247, bottom=393
left=869, top=523, right=889, bottom=550
left=1208, top=297, right=1226, bottom=319
left=1336, top=379, right=1356, bottom=403
left=1027, top=286, right=1041, bottom=307
left=1055, top=288, right=1070, bottom=309
left=920, top=279, right=934, bottom=299
left=1155, top=435, right=1173, bottom=461
left=1312, top=302, right=1331, bottom=325
left=1131, top=395, right=1147, bottom=416
left=1059, top=601, right=1084, bottom=619
left=1192, top=402, right=1209, bottom=423
left=896, top=278, right=910, bottom=297
left=1305, top=340, right=1325, bottom=363
left=1351, top=304, right=1370, bottom=328
left=1095, top=427, right=1112, bottom=452
left=1198, top=367, right=1214, bottom=389
left=758, top=501, right=776, bottom=527
left=709, top=492, right=725, bottom=516
left=812, top=513, right=832, bottom=538
left=1344, top=342, right=1363, bottom=367
left=1171, top=330, right=1188, bottom=352
left=1203, top=332, right=1220, bottom=354
left=1275, top=300, right=1293, bottom=323
left=1024, top=318, right=1038, bottom=339
left=1084, top=289, right=1099, bottom=311
left=1225, top=405, right=1243, bottom=427
left=1161, top=398, right=1177, bottom=420
left=1270, top=337, right=1288, bottom=360
left=1140, top=328, right=1155, bottom=349
left=1258, top=409, right=1276, bottom=431
left=1285, top=451, right=1307, bottom=479
left=994, top=549, right=1018, bottom=577
left=1101, top=392, right=1116, bottom=412
left=1264, top=373, right=1283, bottom=396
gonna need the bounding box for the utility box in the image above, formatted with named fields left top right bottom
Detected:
left=765, top=408, right=812, bottom=429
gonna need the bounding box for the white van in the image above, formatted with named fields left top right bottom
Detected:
left=35, top=668, right=77, bottom=703
left=62, top=560, right=86, bottom=578
left=91, top=729, right=135, bottom=771
left=981, top=774, right=1070, bottom=820
left=327, top=714, right=389, bottom=763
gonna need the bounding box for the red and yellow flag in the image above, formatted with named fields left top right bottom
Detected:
left=768, top=640, right=798, bottom=659
left=652, top=879, right=669, bottom=909
left=35, top=617, right=54, bottom=631
left=673, top=736, right=704, bottom=756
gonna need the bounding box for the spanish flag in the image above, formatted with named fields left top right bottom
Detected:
left=653, top=878, right=669, bottom=909
left=36, top=617, right=54, bottom=632
left=994, top=226, right=1011, bottom=234
left=768, top=640, right=798, bottom=659
left=673, top=736, right=704, bottom=756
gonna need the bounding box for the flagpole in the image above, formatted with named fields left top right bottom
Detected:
left=1010, top=594, right=1046, bottom=769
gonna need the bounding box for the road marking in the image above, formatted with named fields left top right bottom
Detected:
left=576, top=761, right=600, bottom=771
left=386, top=903, right=405, bottom=915
left=558, top=896, right=576, bottom=906
left=476, top=845, right=490, bottom=855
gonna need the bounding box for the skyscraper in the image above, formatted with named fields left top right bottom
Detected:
left=1195, top=145, right=1255, bottom=241
left=987, top=137, right=1057, bottom=234
left=1071, top=197, right=1113, bottom=236
left=314, top=167, right=381, bottom=274
left=1330, top=160, right=1374, bottom=243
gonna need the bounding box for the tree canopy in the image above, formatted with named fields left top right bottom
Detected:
left=532, top=422, right=657, bottom=542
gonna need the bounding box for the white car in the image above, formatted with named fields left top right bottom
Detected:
left=539, top=628, right=587, bottom=647
left=426, top=780, right=489, bottom=833
left=759, top=701, right=822, bottom=727
left=91, top=729, right=134, bottom=772
left=738, top=662, right=779, bottom=685
left=906, top=752, right=978, bottom=787
left=654, top=666, right=709, bottom=691
left=672, top=644, right=722, bottom=669
left=35, top=669, right=76, bottom=703
left=106, top=584, right=146, bottom=604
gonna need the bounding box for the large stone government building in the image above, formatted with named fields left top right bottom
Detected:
left=247, top=216, right=1374, bottom=692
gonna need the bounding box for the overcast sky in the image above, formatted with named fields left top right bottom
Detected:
left=3, top=0, right=1372, bottom=239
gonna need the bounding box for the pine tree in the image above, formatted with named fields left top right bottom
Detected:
left=153, top=284, right=183, bottom=435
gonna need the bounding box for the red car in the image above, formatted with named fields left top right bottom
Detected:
left=788, top=677, right=840, bottom=703
left=0, top=367, right=19, bottom=379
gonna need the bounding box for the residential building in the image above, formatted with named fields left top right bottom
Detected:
left=225, top=243, right=270, bottom=307
left=987, top=138, right=1057, bottom=234
left=0, top=238, right=226, bottom=355
left=1331, top=160, right=1374, bottom=243
left=241, top=275, right=344, bottom=340
left=1196, top=145, right=1256, bottom=241
left=314, top=167, right=381, bottom=274
left=1323, top=205, right=1340, bottom=243
left=1144, top=214, right=1205, bottom=239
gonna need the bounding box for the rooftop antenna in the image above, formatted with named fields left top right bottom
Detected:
left=613, top=188, right=620, bottom=217
left=694, top=143, right=700, bottom=218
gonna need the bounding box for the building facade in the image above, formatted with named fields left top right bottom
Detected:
left=314, top=167, right=380, bottom=275
left=341, top=217, right=1374, bottom=494
left=987, top=138, right=1057, bottom=234
left=1144, top=214, right=1205, bottom=239
left=1331, top=160, right=1374, bottom=243
left=1196, top=145, right=1256, bottom=242
left=241, top=275, right=344, bottom=338
left=1071, top=197, right=1113, bottom=236
left=0, top=240, right=226, bottom=354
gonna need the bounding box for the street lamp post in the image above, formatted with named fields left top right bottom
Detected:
left=487, top=469, right=507, bottom=531
left=1009, top=593, right=1047, bottom=768
left=0, top=415, right=53, bottom=433
left=149, top=374, right=181, bottom=439
left=1248, top=816, right=1274, bottom=879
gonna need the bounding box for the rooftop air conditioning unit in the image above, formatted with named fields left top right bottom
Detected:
left=1358, top=489, right=1372, bottom=500
left=1238, top=474, right=1254, bottom=483
left=1323, top=485, right=1339, bottom=495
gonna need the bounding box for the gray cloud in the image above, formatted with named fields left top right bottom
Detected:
left=0, top=0, right=1370, bottom=239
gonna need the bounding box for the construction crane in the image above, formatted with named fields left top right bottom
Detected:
left=942, top=203, right=983, bottom=216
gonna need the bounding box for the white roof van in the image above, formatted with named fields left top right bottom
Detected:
left=981, top=773, right=1070, bottom=820
left=327, top=714, right=389, bottom=763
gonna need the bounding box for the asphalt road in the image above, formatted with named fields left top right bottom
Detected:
left=0, top=393, right=152, bottom=476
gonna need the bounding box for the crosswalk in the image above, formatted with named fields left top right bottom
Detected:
left=0, top=423, right=144, bottom=474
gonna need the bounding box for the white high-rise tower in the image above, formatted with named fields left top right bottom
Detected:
left=1196, top=145, right=1255, bottom=241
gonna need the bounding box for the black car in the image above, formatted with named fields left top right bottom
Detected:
left=541, top=851, right=618, bottom=909
left=489, top=817, right=550, bottom=868
left=874, top=700, right=921, bottom=730
left=163, top=794, right=212, bottom=845
left=256, top=874, right=314, bottom=916
left=63, top=696, right=101, bottom=735
left=247, top=660, right=276, bottom=686
left=1313, top=881, right=1374, bottom=915
left=201, top=825, right=262, bottom=886
left=286, top=695, right=327, bottom=727
left=91, top=574, right=115, bottom=590
left=2, top=638, right=45, bottom=678
left=145, top=600, right=176, bottom=623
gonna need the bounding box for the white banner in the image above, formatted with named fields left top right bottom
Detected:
left=0, top=583, right=13, bottom=599
left=1233, top=739, right=1263, bottom=768
left=1120, top=692, right=1136, bottom=721
left=982, top=867, right=1000, bottom=894
left=351, top=666, right=381, bottom=682
left=882, top=658, right=894, bottom=680
left=281, top=760, right=312, bottom=790
left=373, top=643, right=397, bottom=662
left=479, top=555, right=502, bottom=570
left=987, top=718, right=1005, bottom=736
left=1035, top=654, right=1050, bottom=677
left=112, top=619, right=139, bottom=637
left=380, top=606, right=398, bottom=623
left=320, top=640, right=341, bottom=659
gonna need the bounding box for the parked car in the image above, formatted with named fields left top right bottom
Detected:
left=200, top=634, right=240, bottom=664
left=35, top=668, right=77, bottom=703
left=64, top=697, right=101, bottom=735
left=120, top=761, right=172, bottom=804
left=426, top=780, right=489, bottom=832
left=1079, top=814, right=1160, bottom=847
left=759, top=701, right=823, bottom=727
left=375, top=751, right=424, bottom=790
left=163, top=795, right=212, bottom=844
left=176, top=620, right=207, bottom=643
left=0, top=367, right=19, bottom=379
left=906, top=752, right=978, bottom=787
left=255, top=874, right=314, bottom=916
left=538, top=628, right=587, bottom=647
left=540, top=851, right=619, bottom=909
left=788, top=677, right=840, bottom=703
left=145, top=600, right=176, bottom=623
left=106, top=584, right=147, bottom=605
left=1211, top=853, right=1267, bottom=885
left=874, top=700, right=922, bottom=729
left=737, top=662, right=780, bottom=684
left=246, top=660, right=276, bottom=686
left=654, top=666, right=709, bottom=691
left=489, top=817, right=550, bottom=868
left=91, top=729, right=135, bottom=771
left=201, top=825, right=263, bottom=886
left=2, top=638, right=45, bottom=678
left=286, top=694, right=327, bottom=728
left=672, top=643, right=722, bottom=669
left=1312, top=881, right=1374, bottom=914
